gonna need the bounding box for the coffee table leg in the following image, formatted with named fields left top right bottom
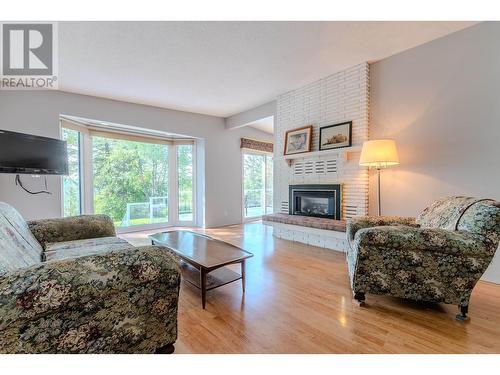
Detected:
left=200, top=268, right=207, bottom=309
left=241, top=260, right=246, bottom=293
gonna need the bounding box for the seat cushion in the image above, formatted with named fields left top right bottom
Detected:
left=45, top=236, right=132, bottom=261
left=416, top=196, right=481, bottom=230
left=0, top=202, right=43, bottom=275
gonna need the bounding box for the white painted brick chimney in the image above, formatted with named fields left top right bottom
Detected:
left=273, top=63, right=370, bottom=219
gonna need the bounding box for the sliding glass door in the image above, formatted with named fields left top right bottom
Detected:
left=243, top=151, right=273, bottom=220
left=61, top=122, right=196, bottom=231
left=265, top=153, right=273, bottom=215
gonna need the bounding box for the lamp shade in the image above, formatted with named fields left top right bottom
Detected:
left=359, top=139, right=399, bottom=168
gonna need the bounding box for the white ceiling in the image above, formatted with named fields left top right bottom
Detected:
left=58, top=21, right=476, bottom=118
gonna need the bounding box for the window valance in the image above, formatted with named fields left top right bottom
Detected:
left=240, top=137, right=273, bottom=153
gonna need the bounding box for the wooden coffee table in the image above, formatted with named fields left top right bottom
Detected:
left=149, top=230, right=253, bottom=309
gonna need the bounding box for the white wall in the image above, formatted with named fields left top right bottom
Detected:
left=370, top=22, right=500, bottom=283
left=0, top=90, right=272, bottom=228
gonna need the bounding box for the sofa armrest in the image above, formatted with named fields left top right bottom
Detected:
left=0, top=245, right=180, bottom=330
left=347, top=215, right=417, bottom=243
left=354, top=226, right=497, bottom=258
left=27, top=215, right=116, bottom=249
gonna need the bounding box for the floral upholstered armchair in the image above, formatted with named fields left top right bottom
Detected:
left=0, top=202, right=180, bottom=353
left=346, top=196, right=500, bottom=320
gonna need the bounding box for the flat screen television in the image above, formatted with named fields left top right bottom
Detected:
left=0, top=129, right=68, bottom=175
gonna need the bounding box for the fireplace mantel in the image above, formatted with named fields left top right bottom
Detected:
left=283, top=145, right=362, bottom=166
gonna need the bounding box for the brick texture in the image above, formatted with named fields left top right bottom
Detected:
left=273, top=63, right=369, bottom=219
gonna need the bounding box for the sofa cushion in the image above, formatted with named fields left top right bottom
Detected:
left=0, top=202, right=43, bottom=276
left=416, top=196, right=481, bottom=230
left=44, top=236, right=132, bottom=261
left=457, top=199, right=500, bottom=244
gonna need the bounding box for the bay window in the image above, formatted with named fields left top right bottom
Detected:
left=61, top=119, right=196, bottom=231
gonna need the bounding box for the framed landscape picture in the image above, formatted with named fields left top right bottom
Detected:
left=284, top=125, right=313, bottom=155
left=319, top=121, right=352, bottom=151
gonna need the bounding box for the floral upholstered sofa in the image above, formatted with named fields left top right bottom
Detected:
left=346, top=196, right=500, bottom=320
left=0, top=202, right=180, bottom=353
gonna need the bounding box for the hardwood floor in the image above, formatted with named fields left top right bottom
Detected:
left=121, top=222, right=500, bottom=354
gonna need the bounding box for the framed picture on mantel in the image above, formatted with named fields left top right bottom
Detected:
left=284, top=125, right=313, bottom=155
left=319, top=121, right=352, bottom=151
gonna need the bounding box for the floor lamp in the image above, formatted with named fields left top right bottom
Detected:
left=359, top=139, right=400, bottom=216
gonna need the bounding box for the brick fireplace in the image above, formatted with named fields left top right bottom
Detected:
left=264, top=62, right=370, bottom=252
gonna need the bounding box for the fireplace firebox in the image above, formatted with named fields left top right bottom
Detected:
left=289, top=184, right=341, bottom=220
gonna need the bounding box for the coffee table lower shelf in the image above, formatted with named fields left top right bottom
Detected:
left=180, top=261, right=242, bottom=291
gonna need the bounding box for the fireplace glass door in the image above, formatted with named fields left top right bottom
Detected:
left=289, top=184, right=341, bottom=220
left=293, top=191, right=335, bottom=219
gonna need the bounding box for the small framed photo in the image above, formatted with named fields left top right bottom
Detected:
left=284, top=125, right=313, bottom=155
left=319, top=121, right=352, bottom=151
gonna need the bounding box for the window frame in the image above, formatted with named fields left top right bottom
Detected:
left=60, top=125, right=83, bottom=217
left=175, top=143, right=196, bottom=225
